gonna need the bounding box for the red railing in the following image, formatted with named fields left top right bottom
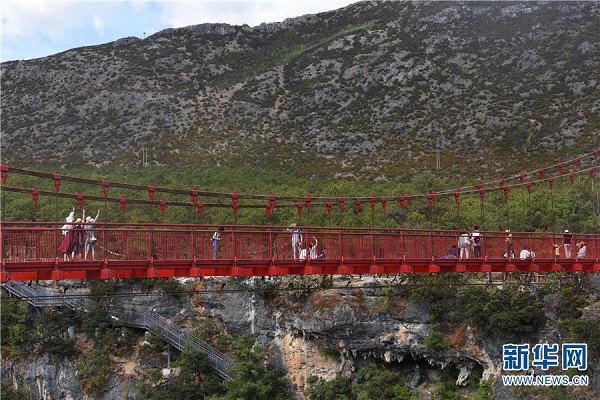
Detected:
left=1, top=222, right=599, bottom=281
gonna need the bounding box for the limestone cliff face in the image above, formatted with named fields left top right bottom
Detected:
left=190, top=278, right=503, bottom=393
left=3, top=354, right=83, bottom=400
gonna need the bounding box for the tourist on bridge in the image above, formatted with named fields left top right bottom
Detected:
left=442, top=244, right=458, bottom=259
left=520, top=248, right=535, bottom=259
left=297, top=241, right=307, bottom=260
left=563, top=230, right=573, bottom=258
left=458, top=232, right=470, bottom=259
left=308, top=237, right=323, bottom=259
left=211, top=227, right=224, bottom=259
left=505, top=230, right=515, bottom=259
left=60, top=207, right=75, bottom=235
left=576, top=241, right=587, bottom=259
left=83, top=209, right=100, bottom=260
left=58, top=207, right=75, bottom=261
left=471, top=226, right=482, bottom=258
left=297, top=237, right=322, bottom=260
left=287, top=223, right=302, bottom=259
left=71, top=218, right=85, bottom=260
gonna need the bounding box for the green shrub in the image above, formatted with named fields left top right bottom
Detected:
left=89, top=280, right=118, bottom=296
left=80, top=304, right=111, bottom=337
left=450, top=286, right=490, bottom=326
left=425, top=330, right=451, bottom=351
left=137, top=278, right=187, bottom=299
left=33, top=307, right=78, bottom=358
left=134, top=348, right=222, bottom=399
left=477, top=380, right=493, bottom=400
left=483, top=288, right=545, bottom=340
left=76, top=348, right=114, bottom=397
left=306, top=375, right=353, bottom=400
left=149, top=368, right=162, bottom=383
left=358, top=369, right=416, bottom=400
left=320, top=347, right=340, bottom=360
left=559, top=316, right=600, bottom=353
left=433, top=383, right=458, bottom=400
left=220, top=335, right=290, bottom=400
left=1, top=379, right=29, bottom=400
left=280, top=275, right=332, bottom=300
left=555, top=287, right=587, bottom=320
left=406, top=274, right=467, bottom=321
left=0, top=296, right=31, bottom=350
left=145, top=325, right=169, bottom=351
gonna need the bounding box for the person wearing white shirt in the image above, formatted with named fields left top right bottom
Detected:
left=61, top=207, right=75, bottom=235
left=298, top=242, right=307, bottom=260
left=287, top=223, right=302, bottom=259
left=520, top=249, right=535, bottom=259
left=458, top=232, right=470, bottom=259
left=577, top=242, right=587, bottom=259
left=309, top=237, right=319, bottom=259
left=83, top=209, right=100, bottom=260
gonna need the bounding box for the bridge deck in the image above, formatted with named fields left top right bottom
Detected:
left=2, top=222, right=599, bottom=281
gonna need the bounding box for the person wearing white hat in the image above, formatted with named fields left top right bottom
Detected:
left=61, top=207, right=75, bottom=235
left=83, top=209, right=100, bottom=260
left=563, top=230, right=573, bottom=258
left=58, top=207, right=75, bottom=260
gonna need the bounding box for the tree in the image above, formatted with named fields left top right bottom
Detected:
left=218, top=335, right=290, bottom=400
left=357, top=369, right=416, bottom=400
left=134, top=347, right=223, bottom=399
left=33, top=307, right=77, bottom=358
left=555, top=287, right=587, bottom=320
left=451, top=286, right=490, bottom=326
left=559, top=316, right=600, bottom=354
left=483, top=287, right=545, bottom=340
left=76, top=348, right=114, bottom=397
left=0, top=379, right=29, bottom=400
left=306, top=376, right=353, bottom=400
left=0, top=296, right=31, bottom=350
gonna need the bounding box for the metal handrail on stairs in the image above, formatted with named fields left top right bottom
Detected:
left=1, top=281, right=235, bottom=379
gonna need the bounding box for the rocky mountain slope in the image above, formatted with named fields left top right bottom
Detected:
left=1, top=1, right=599, bottom=179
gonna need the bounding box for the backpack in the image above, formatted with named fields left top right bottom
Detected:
left=473, top=235, right=481, bottom=244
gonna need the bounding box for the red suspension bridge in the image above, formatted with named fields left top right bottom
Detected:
left=2, top=154, right=600, bottom=282
left=2, top=222, right=600, bottom=282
